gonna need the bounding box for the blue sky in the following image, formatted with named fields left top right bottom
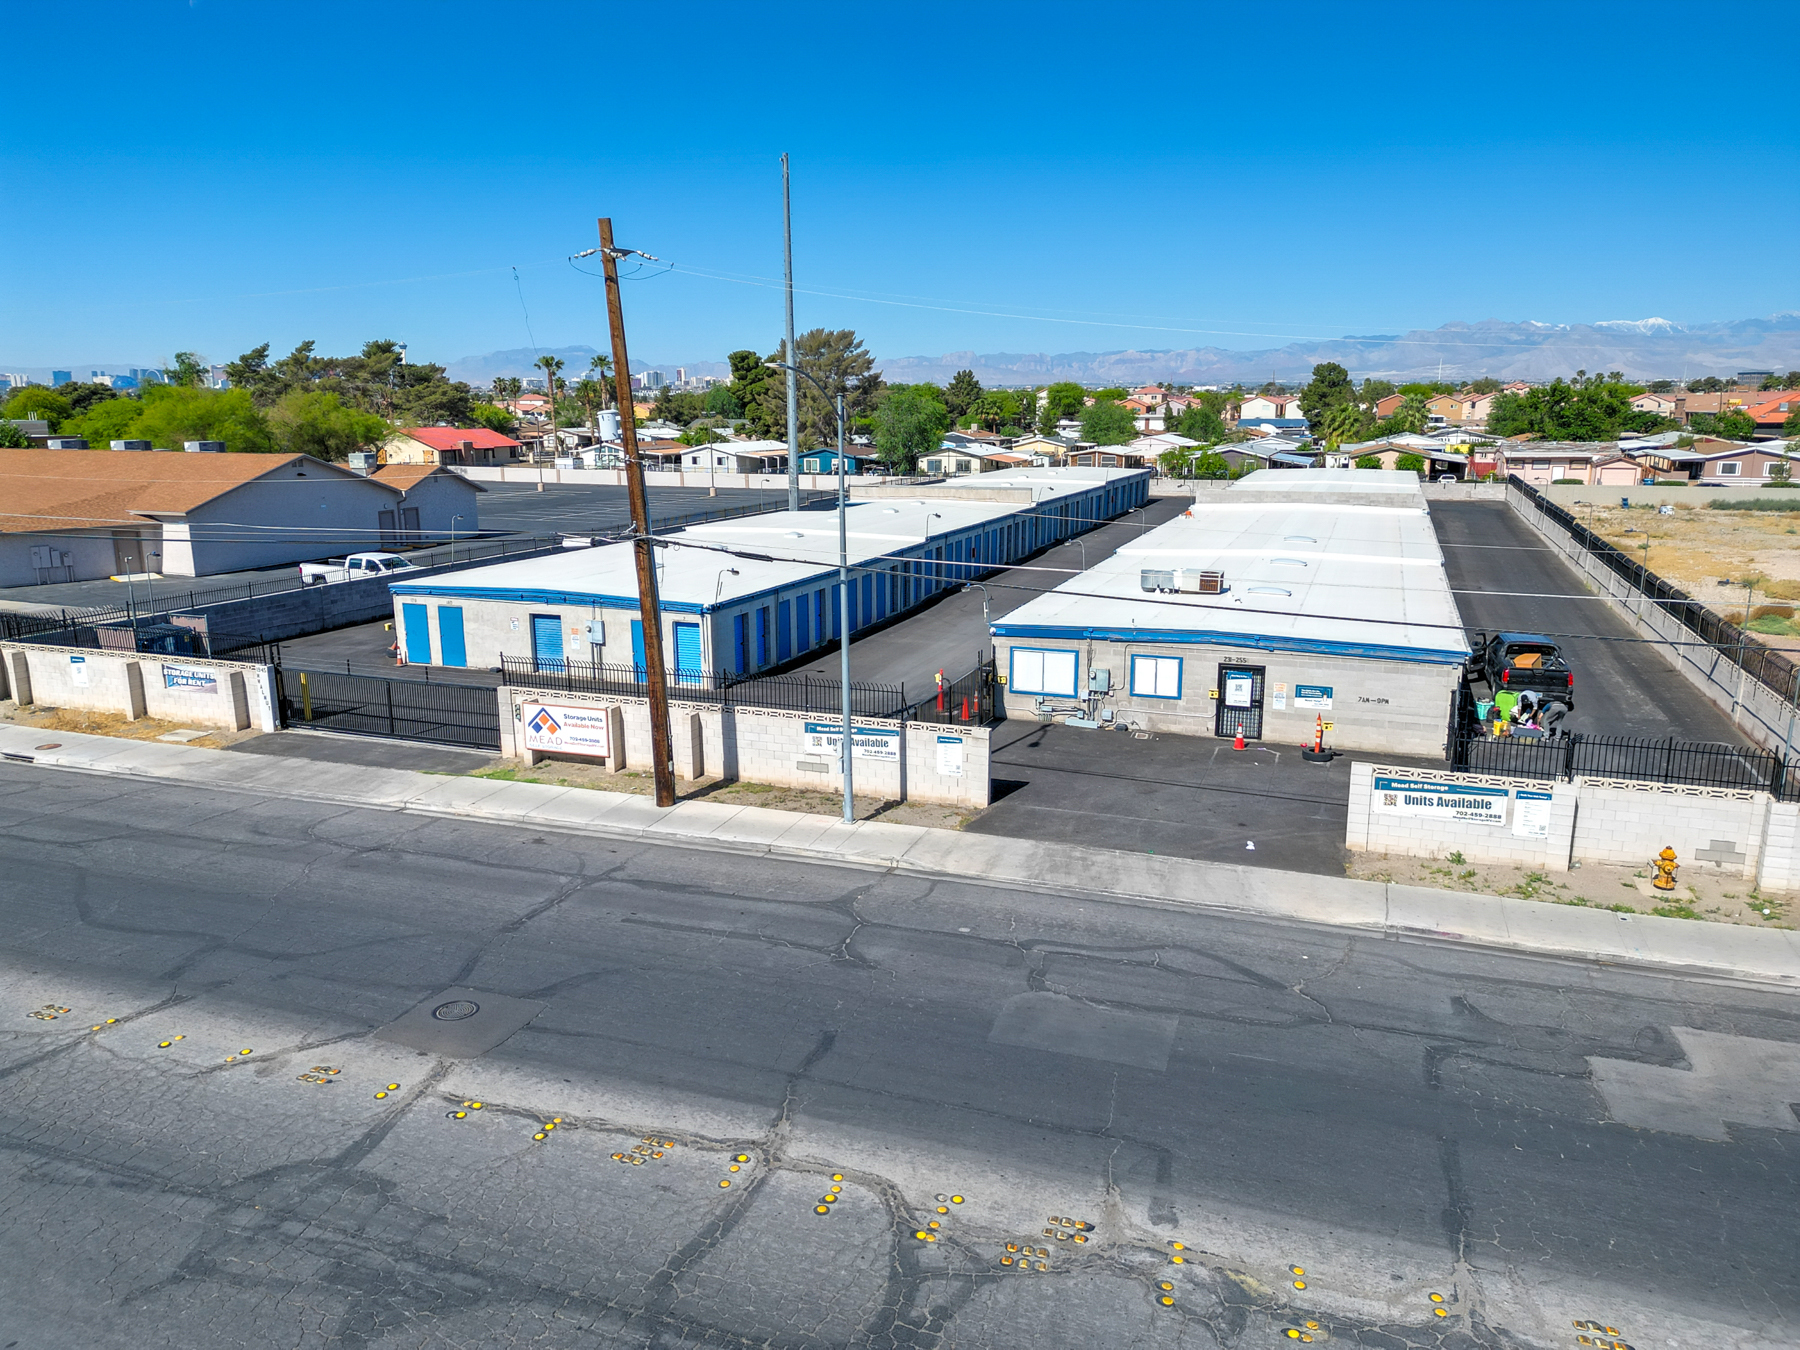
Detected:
left=4, top=0, right=1797, bottom=372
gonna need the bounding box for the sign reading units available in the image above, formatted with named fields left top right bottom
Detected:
left=1372, top=774, right=1508, bottom=826
left=1294, top=684, right=1334, bottom=709
left=521, top=702, right=611, bottom=758
left=803, top=721, right=899, bottom=762
left=1512, top=789, right=1553, bottom=839
left=163, top=664, right=217, bottom=692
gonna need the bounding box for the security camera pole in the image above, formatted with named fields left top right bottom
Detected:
left=598, top=216, right=676, bottom=808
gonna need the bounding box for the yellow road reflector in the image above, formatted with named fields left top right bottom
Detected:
left=158, top=1041, right=172, bottom=1048
left=544, top=1122, right=556, bottom=1131
left=106, top=1018, right=117, bottom=1024
left=1433, top=1308, right=1449, bottom=1319
left=829, top=1170, right=841, bottom=1179
left=914, top=1231, right=928, bottom=1240
left=815, top=1205, right=829, bottom=1214
left=452, top=1111, right=467, bottom=1119
left=1285, top=1331, right=1301, bottom=1340
left=174, top=1035, right=185, bottom=1040
left=1159, top=1281, right=1173, bottom=1291
left=1006, top=1243, right=1018, bottom=1252
left=928, top=1221, right=940, bottom=1230
left=1074, top=1234, right=1088, bottom=1244
left=386, top=1083, right=399, bottom=1090
left=1172, top=1241, right=1185, bottom=1250
left=1035, top=1261, right=1046, bottom=1270
left=470, top=1101, right=483, bottom=1109
left=1290, top=1265, right=1304, bottom=1275
left=1160, top=1295, right=1175, bottom=1307
left=534, top=1132, right=548, bottom=1141
left=612, top=1153, right=624, bottom=1160
left=925, top=1234, right=937, bottom=1243
left=719, top=1180, right=730, bottom=1188
left=936, top=1205, right=948, bottom=1214
left=950, top=1195, right=963, bottom=1204
left=1170, top=1255, right=1185, bottom=1265
left=728, top=1164, right=740, bottom=1172
left=1306, top=1324, right=1320, bottom=1332
left=1001, top=1256, right=1014, bottom=1266
left=374, top=1091, right=388, bottom=1099
left=1430, top=1293, right=1444, bottom=1304
left=1292, top=1279, right=1306, bottom=1290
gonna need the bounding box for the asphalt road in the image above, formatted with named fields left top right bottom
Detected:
left=1, top=766, right=1794, bottom=1348
left=1432, top=502, right=1746, bottom=742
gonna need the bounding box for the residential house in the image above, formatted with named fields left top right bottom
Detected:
left=943, top=429, right=1015, bottom=452
left=1121, top=396, right=1166, bottom=433
left=1373, top=394, right=1406, bottom=419
left=797, top=447, right=875, bottom=474
left=0, top=449, right=473, bottom=584
left=921, top=446, right=1000, bottom=476
left=1238, top=393, right=1305, bottom=427
left=1496, top=444, right=1646, bottom=486
left=1065, top=445, right=1157, bottom=469
left=682, top=440, right=788, bottom=474
left=1008, top=434, right=1084, bottom=465
left=1748, top=394, right=1800, bottom=437
left=1336, top=439, right=1468, bottom=477
left=1631, top=391, right=1680, bottom=416
left=505, top=394, right=551, bottom=422
left=381, top=426, right=522, bottom=467
left=1694, top=442, right=1794, bottom=484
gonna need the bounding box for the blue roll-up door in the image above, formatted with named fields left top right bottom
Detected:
left=733, top=613, right=748, bottom=674
left=777, top=600, right=792, bottom=662
left=437, top=605, right=466, bottom=667
left=530, top=613, right=563, bottom=671
left=402, top=602, right=433, bottom=665
left=795, top=596, right=809, bottom=651
left=631, top=619, right=646, bottom=674
left=673, top=621, right=702, bottom=677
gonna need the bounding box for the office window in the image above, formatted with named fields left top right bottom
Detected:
left=1010, top=647, right=1078, bottom=697
left=1131, top=654, right=1182, bottom=699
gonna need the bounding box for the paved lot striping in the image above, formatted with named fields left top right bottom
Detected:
left=1432, top=500, right=1747, bottom=743
left=0, top=767, right=1791, bottom=1347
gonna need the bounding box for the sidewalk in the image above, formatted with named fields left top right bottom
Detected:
left=4, top=722, right=1797, bottom=987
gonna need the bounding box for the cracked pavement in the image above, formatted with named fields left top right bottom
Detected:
left=0, top=764, right=1795, bottom=1348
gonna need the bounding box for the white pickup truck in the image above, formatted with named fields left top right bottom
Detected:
left=297, top=552, right=423, bottom=586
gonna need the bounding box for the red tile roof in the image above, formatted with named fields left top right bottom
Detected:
left=396, top=426, right=521, bottom=451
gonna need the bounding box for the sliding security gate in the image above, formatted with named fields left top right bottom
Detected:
left=278, top=667, right=501, bottom=751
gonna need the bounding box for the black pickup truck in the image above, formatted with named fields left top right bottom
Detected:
left=1466, top=631, right=1574, bottom=708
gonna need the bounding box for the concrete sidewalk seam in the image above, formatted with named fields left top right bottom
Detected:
left=4, top=724, right=1797, bottom=989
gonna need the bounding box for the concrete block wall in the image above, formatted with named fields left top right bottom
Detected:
left=0, top=642, right=277, bottom=732
left=1570, top=778, right=1766, bottom=879
left=499, top=684, right=990, bottom=808
left=1759, top=802, right=1800, bottom=893
left=1347, top=761, right=1577, bottom=871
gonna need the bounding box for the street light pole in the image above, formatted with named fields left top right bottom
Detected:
left=450, top=515, right=463, bottom=565
left=766, top=360, right=854, bottom=823
left=782, top=153, right=799, bottom=514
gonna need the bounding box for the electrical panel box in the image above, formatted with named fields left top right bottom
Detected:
left=1089, top=668, right=1111, bottom=693
left=586, top=620, right=605, bottom=644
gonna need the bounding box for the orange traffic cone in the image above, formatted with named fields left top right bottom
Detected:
left=1313, top=714, right=1324, bottom=753
left=1233, top=729, right=1246, bottom=751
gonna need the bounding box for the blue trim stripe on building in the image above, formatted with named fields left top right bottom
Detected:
left=989, top=622, right=1467, bottom=666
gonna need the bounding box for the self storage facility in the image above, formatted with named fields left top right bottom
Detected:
left=388, top=465, right=1148, bottom=676
left=990, top=468, right=1469, bottom=755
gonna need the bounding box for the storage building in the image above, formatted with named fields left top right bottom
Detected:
left=387, top=466, right=1149, bottom=674
left=990, top=468, right=1468, bottom=755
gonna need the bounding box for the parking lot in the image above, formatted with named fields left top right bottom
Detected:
left=1430, top=501, right=1745, bottom=743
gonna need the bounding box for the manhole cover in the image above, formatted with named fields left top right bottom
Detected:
left=35, top=743, right=61, bottom=750
left=376, top=986, right=545, bottom=1058
left=433, top=1000, right=480, bottom=1022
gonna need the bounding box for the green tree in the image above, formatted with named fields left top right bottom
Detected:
left=268, top=390, right=389, bottom=461
left=1190, top=448, right=1231, bottom=479
left=1690, top=409, right=1758, bottom=440
left=62, top=395, right=144, bottom=444
left=651, top=389, right=707, bottom=425
left=1466, top=377, right=1503, bottom=395
left=0, top=421, right=30, bottom=448
left=1172, top=403, right=1228, bottom=444
left=127, top=385, right=276, bottom=452
left=1354, top=454, right=1382, bottom=469
left=871, top=385, right=950, bottom=471
left=1785, top=407, right=1800, bottom=437
left=1298, top=361, right=1357, bottom=432
left=1395, top=452, right=1426, bottom=475
left=760, top=328, right=883, bottom=449
left=1647, top=379, right=1676, bottom=393
left=1156, top=449, right=1191, bottom=477
left=678, top=425, right=728, bottom=447
left=1, top=386, right=72, bottom=427
left=1318, top=401, right=1371, bottom=449
left=1687, top=376, right=1728, bottom=393
left=944, top=369, right=982, bottom=420
left=586, top=353, right=613, bottom=407
left=1040, top=382, right=1086, bottom=422
left=1079, top=399, right=1136, bottom=445
left=1358, top=378, right=1397, bottom=403
left=468, top=403, right=517, bottom=435
left=968, top=391, right=1020, bottom=432
left=1090, top=386, right=1129, bottom=403
left=703, top=384, right=743, bottom=419
left=162, top=351, right=209, bottom=388
left=535, top=354, right=564, bottom=433
left=1486, top=379, right=1664, bottom=441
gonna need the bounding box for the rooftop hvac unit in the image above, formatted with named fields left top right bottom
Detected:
left=110, top=439, right=152, bottom=451
left=183, top=440, right=226, bottom=453
left=45, top=437, right=89, bottom=450
left=1177, top=569, right=1225, bottom=594
left=1140, top=568, right=1176, bottom=593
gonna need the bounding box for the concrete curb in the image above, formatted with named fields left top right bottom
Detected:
left=5, top=724, right=1799, bottom=988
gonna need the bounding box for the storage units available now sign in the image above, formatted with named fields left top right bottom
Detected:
left=1372, top=774, right=1508, bottom=826
left=803, top=722, right=900, bottom=762
left=522, top=702, right=610, bottom=758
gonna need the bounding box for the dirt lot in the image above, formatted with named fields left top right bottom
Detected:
left=471, top=760, right=976, bottom=830
left=1345, top=849, right=1792, bottom=928
left=0, top=702, right=260, bottom=749
left=1583, top=498, right=1800, bottom=643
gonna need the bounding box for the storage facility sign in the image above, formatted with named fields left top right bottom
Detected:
left=803, top=722, right=899, bottom=762
left=935, top=735, right=964, bottom=777
left=1372, top=774, right=1508, bottom=826
left=1512, top=789, right=1553, bottom=839
left=163, top=664, right=217, bottom=693
left=522, top=701, right=610, bottom=758
left=68, top=655, right=89, bottom=687
left=1294, top=684, right=1333, bottom=709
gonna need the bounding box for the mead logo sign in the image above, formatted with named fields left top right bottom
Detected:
left=1372, top=774, right=1508, bottom=827
left=521, top=701, right=610, bottom=759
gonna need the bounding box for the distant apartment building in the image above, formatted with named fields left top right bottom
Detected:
left=51, top=371, right=71, bottom=386
left=1, top=374, right=29, bottom=390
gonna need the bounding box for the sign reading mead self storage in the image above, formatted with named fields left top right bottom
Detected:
left=521, top=702, right=610, bottom=758
left=1372, top=774, right=1508, bottom=826
left=803, top=722, right=899, bottom=762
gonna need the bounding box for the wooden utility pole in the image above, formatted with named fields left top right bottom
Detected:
left=598, top=216, right=676, bottom=807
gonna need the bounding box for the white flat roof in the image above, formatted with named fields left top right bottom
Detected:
left=994, top=469, right=1469, bottom=664
left=394, top=466, right=1145, bottom=614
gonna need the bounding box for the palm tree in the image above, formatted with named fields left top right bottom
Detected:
left=588, top=353, right=613, bottom=410
left=536, top=354, right=565, bottom=456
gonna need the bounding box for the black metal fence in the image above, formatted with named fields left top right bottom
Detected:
left=277, top=667, right=501, bottom=750
left=1447, top=686, right=1799, bottom=797
left=908, top=656, right=998, bottom=726
left=1508, top=476, right=1800, bottom=708
left=499, top=657, right=909, bottom=720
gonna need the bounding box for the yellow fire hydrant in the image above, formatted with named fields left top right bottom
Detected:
left=1652, top=846, right=1679, bottom=892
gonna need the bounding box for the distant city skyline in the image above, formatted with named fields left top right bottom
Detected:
left=3, top=1, right=1796, bottom=370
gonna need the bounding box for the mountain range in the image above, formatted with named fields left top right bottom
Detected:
left=440, top=316, right=1800, bottom=391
